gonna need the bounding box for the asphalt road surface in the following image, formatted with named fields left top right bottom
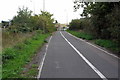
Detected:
left=38, top=31, right=119, bottom=79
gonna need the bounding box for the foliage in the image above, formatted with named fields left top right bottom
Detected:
left=2, top=32, right=50, bottom=78
left=8, top=7, right=56, bottom=33
left=73, top=2, right=120, bottom=44
left=69, top=19, right=82, bottom=30
left=2, top=6, right=55, bottom=78
left=68, top=30, right=120, bottom=53
left=11, top=7, right=32, bottom=33
left=68, top=30, right=94, bottom=40
left=95, top=39, right=119, bottom=53
left=39, top=11, right=55, bottom=32
left=106, top=6, right=120, bottom=43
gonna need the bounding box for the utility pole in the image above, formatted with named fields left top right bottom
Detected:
left=66, top=11, right=68, bottom=25
left=65, top=9, right=68, bottom=25
left=43, top=0, right=45, bottom=11
left=43, top=0, right=46, bottom=33
left=33, top=1, right=35, bottom=15
left=30, top=0, right=35, bottom=15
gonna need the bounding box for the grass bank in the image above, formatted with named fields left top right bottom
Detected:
left=67, top=30, right=94, bottom=40
left=94, top=39, right=119, bottom=53
left=67, top=30, right=119, bottom=54
left=2, top=31, right=50, bottom=78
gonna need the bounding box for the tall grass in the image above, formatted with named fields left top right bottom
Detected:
left=2, top=31, right=50, bottom=78
left=2, top=30, right=35, bottom=49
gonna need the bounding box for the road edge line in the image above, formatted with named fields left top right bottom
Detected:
left=60, top=32, right=108, bottom=80
left=37, top=36, right=52, bottom=79
left=66, top=31, right=119, bottom=59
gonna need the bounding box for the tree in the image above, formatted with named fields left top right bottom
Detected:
left=38, top=11, right=55, bottom=33
left=8, top=7, right=56, bottom=33
left=12, top=7, right=32, bottom=32
left=69, top=19, right=81, bottom=30
left=74, top=2, right=120, bottom=40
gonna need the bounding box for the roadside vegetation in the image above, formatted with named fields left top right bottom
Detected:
left=2, top=7, right=56, bottom=78
left=2, top=31, right=50, bottom=78
left=67, top=30, right=94, bottom=40
left=68, top=2, right=120, bottom=54
left=68, top=30, right=119, bottom=53
left=94, top=39, right=119, bottom=52
left=2, top=31, right=35, bottom=49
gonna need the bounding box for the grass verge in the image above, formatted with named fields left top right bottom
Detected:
left=67, top=30, right=94, bottom=40
left=94, top=39, right=119, bottom=53
left=2, top=32, right=50, bottom=78
left=67, top=30, right=119, bottom=54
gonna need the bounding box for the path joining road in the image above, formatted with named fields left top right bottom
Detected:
left=38, top=31, right=119, bottom=79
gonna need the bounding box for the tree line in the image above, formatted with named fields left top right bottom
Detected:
left=69, top=2, right=120, bottom=44
left=4, top=7, right=56, bottom=33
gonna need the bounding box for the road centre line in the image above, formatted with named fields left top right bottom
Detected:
left=60, top=32, right=108, bottom=80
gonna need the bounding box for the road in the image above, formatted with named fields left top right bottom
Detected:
left=38, top=31, right=119, bottom=79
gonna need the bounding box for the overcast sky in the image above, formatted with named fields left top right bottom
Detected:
left=0, top=0, right=83, bottom=24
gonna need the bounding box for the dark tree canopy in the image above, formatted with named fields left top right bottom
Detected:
left=73, top=1, right=120, bottom=42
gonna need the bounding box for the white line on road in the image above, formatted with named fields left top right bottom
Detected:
left=37, top=36, right=52, bottom=79
left=66, top=32, right=119, bottom=59
left=60, top=32, right=108, bottom=80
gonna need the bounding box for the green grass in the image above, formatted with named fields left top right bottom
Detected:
left=26, top=65, right=38, bottom=77
left=67, top=30, right=119, bottom=53
left=67, top=30, right=94, bottom=40
left=94, top=39, right=119, bottom=52
left=2, top=32, right=50, bottom=78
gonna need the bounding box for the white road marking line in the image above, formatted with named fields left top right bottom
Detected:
left=60, top=32, right=108, bottom=80
left=37, top=36, right=52, bottom=78
left=66, top=32, right=119, bottom=59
